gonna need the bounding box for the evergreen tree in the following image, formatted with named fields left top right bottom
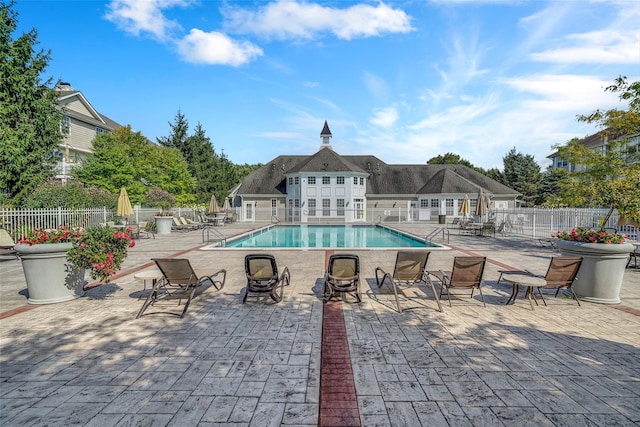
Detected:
left=0, top=1, right=62, bottom=205
left=157, top=110, right=190, bottom=153
left=427, top=152, right=487, bottom=174
left=501, top=147, right=542, bottom=206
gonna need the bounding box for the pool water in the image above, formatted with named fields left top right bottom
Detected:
left=220, top=225, right=442, bottom=249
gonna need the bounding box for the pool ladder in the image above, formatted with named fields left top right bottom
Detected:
left=426, top=227, right=449, bottom=243
left=202, top=226, right=226, bottom=246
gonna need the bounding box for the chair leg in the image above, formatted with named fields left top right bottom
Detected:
left=429, top=281, right=443, bottom=312
left=569, top=288, right=581, bottom=306
left=179, top=286, right=198, bottom=318
left=477, top=286, right=486, bottom=307
left=536, top=287, right=547, bottom=306
left=391, top=281, right=402, bottom=312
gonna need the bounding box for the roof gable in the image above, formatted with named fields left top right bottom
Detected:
left=286, top=149, right=366, bottom=174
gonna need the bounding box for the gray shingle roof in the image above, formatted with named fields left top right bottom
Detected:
left=236, top=151, right=519, bottom=197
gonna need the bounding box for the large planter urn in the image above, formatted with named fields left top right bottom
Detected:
left=555, top=240, right=634, bottom=304
left=154, top=215, right=173, bottom=235
left=14, top=242, right=86, bottom=305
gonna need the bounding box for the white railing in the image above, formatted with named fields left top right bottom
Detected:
left=0, top=207, right=201, bottom=241
left=2, top=206, right=637, bottom=241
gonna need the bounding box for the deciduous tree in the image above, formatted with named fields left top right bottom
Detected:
left=555, top=76, right=640, bottom=224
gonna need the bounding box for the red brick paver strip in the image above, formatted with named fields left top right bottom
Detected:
left=320, top=300, right=361, bottom=426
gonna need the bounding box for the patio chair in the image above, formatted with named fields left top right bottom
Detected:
left=136, top=258, right=226, bottom=319
left=498, top=256, right=583, bottom=306
left=428, top=256, right=487, bottom=307
left=324, top=254, right=361, bottom=303
left=244, top=254, right=290, bottom=303
left=628, top=246, right=639, bottom=269
left=375, top=251, right=442, bottom=313
left=132, top=221, right=155, bottom=239
left=0, top=229, right=18, bottom=259
left=171, top=217, right=197, bottom=231
left=180, top=216, right=204, bottom=229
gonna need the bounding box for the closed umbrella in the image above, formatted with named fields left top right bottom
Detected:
left=117, top=187, right=133, bottom=223
left=475, top=189, right=488, bottom=219
left=208, top=194, right=222, bottom=214
left=222, top=197, right=231, bottom=212
left=459, top=194, right=470, bottom=218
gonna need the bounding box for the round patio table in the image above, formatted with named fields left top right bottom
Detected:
left=133, top=270, right=163, bottom=300
left=502, top=273, right=547, bottom=310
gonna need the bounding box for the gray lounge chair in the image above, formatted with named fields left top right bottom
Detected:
left=375, top=250, right=442, bottom=313
left=136, top=258, right=226, bottom=318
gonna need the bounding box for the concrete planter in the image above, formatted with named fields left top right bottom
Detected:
left=154, top=216, right=173, bottom=235
left=555, top=240, right=633, bottom=304
left=14, top=242, right=86, bottom=305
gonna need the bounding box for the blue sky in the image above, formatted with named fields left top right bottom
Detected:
left=15, top=0, right=639, bottom=170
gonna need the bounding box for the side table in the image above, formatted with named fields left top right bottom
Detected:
left=501, top=273, right=547, bottom=310
left=133, top=270, right=163, bottom=300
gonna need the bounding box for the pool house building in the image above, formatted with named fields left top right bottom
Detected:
left=232, top=121, right=520, bottom=223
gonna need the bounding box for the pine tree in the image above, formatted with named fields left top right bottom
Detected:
left=0, top=1, right=63, bottom=205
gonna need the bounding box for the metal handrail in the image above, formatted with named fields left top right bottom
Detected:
left=202, top=225, right=226, bottom=246
left=426, top=227, right=449, bottom=243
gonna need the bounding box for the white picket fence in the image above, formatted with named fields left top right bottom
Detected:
left=0, top=207, right=200, bottom=241
left=1, top=206, right=637, bottom=241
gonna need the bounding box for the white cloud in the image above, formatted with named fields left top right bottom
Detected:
left=531, top=30, right=640, bottom=64
left=370, top=107, right=399, bottom=128
left=222, top=0, right=414, bottom=40
left=503, top=74, right=621, bottom=112
left=176, top=29, right=263, bottom=66
left=105, top=0, right=191, bottom=40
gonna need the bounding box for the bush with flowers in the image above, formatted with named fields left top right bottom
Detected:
left=18, top=226, right=83, bottom=245
left=66, top=225, right=135, bottom=282
left=18, top=225, right=135, bottom=283
left=552, top=227, right=627, bottom=244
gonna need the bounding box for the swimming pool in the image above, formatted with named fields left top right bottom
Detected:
left=210, top=225, right=443, bottom=249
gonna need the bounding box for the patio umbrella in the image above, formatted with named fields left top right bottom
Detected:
left=117, top=187, right=133, bottom=222
left=222, top=197, right=231, bottom=212
left=475, top=188, right=489, bottom=218
left=459, top=194, right=471, bottom=218
left=208, top=194, right=222, bottom=214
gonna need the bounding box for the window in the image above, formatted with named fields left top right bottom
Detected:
left=446, top=198, right=454, bottom=215
left=294, top=176, right=299, bottom=185
left=288, top=177, right=293, bottom=185
left=96, top=127, right=108, bottom=134
left=337, top=199, right=345, bottom=216
left=59, top=116, right=70, bottom=135
left=322, top=199, right=331, bottom=216
left=337, top=176, right=345, bottom=184
left=322, top=176, right=330, bottom=185
left=308, top=199, right=316, bottom=216
left=359, top=177, right=364, bottom=185
left=556, top=159, right=568, bottom=168
left=308, top=176, right=316, bottom=184
left=420, top=200, right=428, bottom=208
left=271, top=199, right=277, bottom=216
left=353, top=177, right=358, bottom=185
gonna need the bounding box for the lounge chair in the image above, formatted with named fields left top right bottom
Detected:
left=172, top=217, right=197, bottom=231
left=375, top=251, right=442, bottom=313
left=0, top=229, right=18, bottom=259
left=136, top=258, right=226, bottom=319
left=323, top=254, right=361, bottom=303
left=498, top=256, right=583, bottom=306
left=243, top=254, right=290, bottom=303
left=428, top=256, right=487, bottom=307
left=180, top=216, right=204, bottom=229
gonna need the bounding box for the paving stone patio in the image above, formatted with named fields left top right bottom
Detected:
left=0, top=223, right=638, bottom=426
